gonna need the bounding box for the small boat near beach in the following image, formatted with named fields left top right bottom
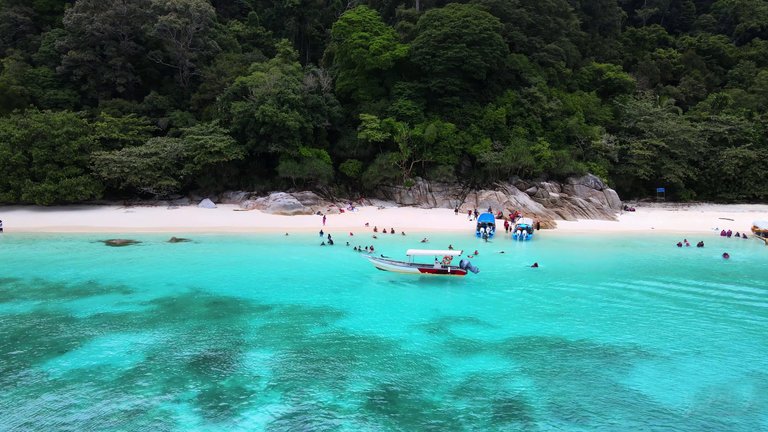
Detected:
left=366, top=249, right=479, bottom=276
left=752, top=220, right=768, bottom=245
left=475, top=213, right=496, bottom=239
left=512, top=217, right=535, bottom=241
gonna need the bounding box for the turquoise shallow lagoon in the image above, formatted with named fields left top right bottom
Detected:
left=1, top=231, right=766, bottom=431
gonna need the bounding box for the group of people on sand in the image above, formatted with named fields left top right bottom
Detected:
left=676, top=239, right=705, bottom=248
left=720, top=229, right=748, bottom=239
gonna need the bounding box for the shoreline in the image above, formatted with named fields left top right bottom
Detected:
left=1, top=203, right=766, bottom=236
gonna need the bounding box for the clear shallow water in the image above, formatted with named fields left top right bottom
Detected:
left=0, top=231, right=766, bottom=431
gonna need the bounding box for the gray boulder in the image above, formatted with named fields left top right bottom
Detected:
left=603, top=189, right=622, bottom=210
left=566, top=174, right=606, bottom=191
left=198, top=198, right=217, bottom=209
left=219, top=191, right=251, bottom=204
left=381, top=177, right=463, bottom=208
left=253, top=192, right=311, bottom=215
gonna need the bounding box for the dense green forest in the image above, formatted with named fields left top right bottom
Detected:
left=0, top=0, right=766, bottom=204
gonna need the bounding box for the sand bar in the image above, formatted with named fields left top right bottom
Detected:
left=1, top=203, right=766, bottom=235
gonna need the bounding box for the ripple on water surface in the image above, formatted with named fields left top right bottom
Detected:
left=0, top=233, right=766, bottom=431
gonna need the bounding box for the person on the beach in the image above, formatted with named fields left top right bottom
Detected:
left=474, top=209, right=479, bottom=219
left=373, top=226, right=378, bottom=232
left=390, top=228, right=395, bottom=234
left=454, top=207, right=459, bottom=215
left=365, top=222, right=370, bottom=227
left=735, top=232, right=741, bottom=238
left=467, top=210, right=472, bottom=221
left=322, top=214, right=326, bottom=226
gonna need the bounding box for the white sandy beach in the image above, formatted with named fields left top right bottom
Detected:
left=1, top=202, right=766, bottom=235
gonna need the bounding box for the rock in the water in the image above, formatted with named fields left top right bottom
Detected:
left=102, top=239, right=141, bottom=247
left=198, top=198, right=217, bottom=209
left=168, top=237, right=191, bottom=243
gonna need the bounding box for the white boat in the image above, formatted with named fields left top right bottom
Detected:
left=752, top=220, right=768, bottom=245
left=366, top=249, right=479, bottom=276
left=512, top=217, right=535, bottom=241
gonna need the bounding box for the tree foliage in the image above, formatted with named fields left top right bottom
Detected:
left=1, top=0, right=767, bottom=202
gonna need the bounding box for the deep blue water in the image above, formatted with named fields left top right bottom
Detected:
left=0, top=231, right=766, bottom=431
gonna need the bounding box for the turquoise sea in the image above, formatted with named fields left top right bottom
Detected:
left=0, top=231, right=766, bottom=431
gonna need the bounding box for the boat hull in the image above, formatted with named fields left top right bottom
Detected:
left=366, top=256, right=468, bottom=276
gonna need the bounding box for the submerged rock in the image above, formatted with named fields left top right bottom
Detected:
left=102, top=239, right=141, bottom=247
left=168, top=237, right=191, bottom=243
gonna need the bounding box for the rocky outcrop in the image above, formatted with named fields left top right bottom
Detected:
left=212, top=175, right=620, bottom=228
left=381, top=175, right=621, bottom=228
left=239, top=191, right=336, bottom=215
left=380, top=178, right=465, bottom=209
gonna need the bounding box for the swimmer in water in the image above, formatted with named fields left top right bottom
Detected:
left=722, top=252, right=730, bottom=259
left=531, top=262, right=539, bottom=268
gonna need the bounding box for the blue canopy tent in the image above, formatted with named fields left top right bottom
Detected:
left=475, top=213, right=496, bottom=238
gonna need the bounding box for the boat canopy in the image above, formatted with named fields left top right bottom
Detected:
left=753, top=220, right=768, bottom=229
left=406, top=249, right=463, bottom=256
left=477, top=213, right=495, bottom=223
left=516, top=217, right=534, bottom=226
